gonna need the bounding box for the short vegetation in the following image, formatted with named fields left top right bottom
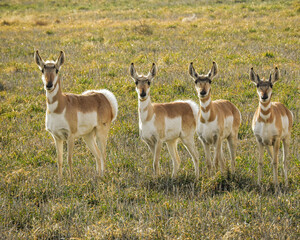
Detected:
left=0, top=0, right=299, bottom=239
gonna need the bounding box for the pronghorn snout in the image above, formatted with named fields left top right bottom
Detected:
left=261, top=93, right=268, bottom=100
left=46, top=82, right=53, bottom=90
left=140, top=90, right=146, bottom=98
left=200, top=90, right=207, bottom=96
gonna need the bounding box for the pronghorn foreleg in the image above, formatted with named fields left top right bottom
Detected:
left=203, top=142, right=213, bottom=177
left=282, top=137, right=290, bottom=188
left=266, top=145, right=274, bottom=159
left=273, top=138, right=280, bottom=192
left=166, top=139, right=180, bottom=178
left=67, top=135, right=75, bottom=181
left=227, top=135, right=238, bottom=174
left=54, top=137, right=64, bottom=181
left=153, top=140, right=162, bottom=176
left=257, top=142, right=264, bottom=187
left=214, top=137, right=225, bottom=174
left=181, top=136, right=200, bottom=179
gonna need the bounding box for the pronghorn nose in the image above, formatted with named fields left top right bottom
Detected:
left=262, top=94, right=268, bottom=100
left=140, top=91, right=146, bottom=98
left=200, top=90, right=206, bottom=96
left=46, top=82, right=53, bottom=89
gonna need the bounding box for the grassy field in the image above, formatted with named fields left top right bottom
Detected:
left=0, top=0, right=299, bottom=239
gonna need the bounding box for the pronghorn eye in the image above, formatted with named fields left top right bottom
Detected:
left=147, top=81, right=151, bottom=86
left=56, top=69, right=59, bottom=74
left=135, top=81, right=138, bottom=85
left=42, top=68, right=44, bottom=74
left=208, top=80, right=212, bottom=84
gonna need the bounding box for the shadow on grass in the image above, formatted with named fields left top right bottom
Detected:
left=142, top=171, right=260, bottom=198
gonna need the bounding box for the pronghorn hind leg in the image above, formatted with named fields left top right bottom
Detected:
left=181, top=136, right=199, bottom=179
left=67, top=135, right=75, bottom=181
left=54, top=137, right=64, bottom=181
left=166, top=139, right=180, bottom=178
left=282, top=137, right=290, bottom=188
left=95, top=126, right=110, bottom=177
left=84, top=131, right=102, bottom=177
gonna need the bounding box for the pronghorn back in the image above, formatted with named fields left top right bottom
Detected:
left=82, top=89, right=118, bottom=122
left=211, top=100, right=241, bottom=129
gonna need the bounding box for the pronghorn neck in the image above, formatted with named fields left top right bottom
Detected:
left=199, top=91, right=213, bottom=122
left=258, top=99, right=272, bottom=121
left=138, top=95, right=153, bottom=122
left=46, top=78, right=65, bottom=114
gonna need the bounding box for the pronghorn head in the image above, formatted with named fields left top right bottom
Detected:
left=189, top=61, right=218, bottom=99
left=130, top=63, right=157, bottom=101
left=34, top=50, right=65, bottom=92
left=250, top=67, right=279, bottom=103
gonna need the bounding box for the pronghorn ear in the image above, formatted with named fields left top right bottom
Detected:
left=207, top=61, right=218, bottom=79
left=129, top=63, right=139, bottom=80
left=189, top=62, right=198, bottom=79
left=147, top=63, right=157, bottom=80
left=271, top=67, right=280, bottom=84
left=55, top=51, right=65, bottom=70
left=34, top=50, right=45, bottom=70
left=250, top=67, right=259, bottom=85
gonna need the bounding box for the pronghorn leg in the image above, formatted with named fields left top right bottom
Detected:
left=257, top=142, right=264, bottom=187
left=153, top=140, right=162, bottom=176
left=282, top=137, right=290, bottom=188
left=227, top=135, right=237, bottom=174
left=166, top=139, right=180, bottom=178
left=54, top=137, right=64, bottom=181
left=83, top=132, right=102, bottom=177
left=96, top=127, right=109, bottom=177
left=214, top=137, right=225, bottom=174
left=182, top=136, right=199, bottom=179
left=67, top=135, right=75, bottom=181
left=273, top=138, right=280, bottom=192
left=203, top=142, right=213, bottom=177
left=266, top=145, right=274, bottom=159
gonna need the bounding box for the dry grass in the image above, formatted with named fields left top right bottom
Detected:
left=0, top=0, right=299, bottom=239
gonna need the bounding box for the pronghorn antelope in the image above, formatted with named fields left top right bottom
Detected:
left=250, top=67, right=293, bottom=190
left=34, top=50, right=118, bottom=180
left=130, top=63, right=199, bottom=178
left=189, top=62, right=241, bottom=176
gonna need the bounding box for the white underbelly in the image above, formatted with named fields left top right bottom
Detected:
left=76, top=111, right=98, bottom=137
left=163, top=116, right=181, bottom=141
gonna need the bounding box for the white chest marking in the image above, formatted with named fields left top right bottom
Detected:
left=47, top=101, right=58, bottom=113
left=200, top=98, right=211, bottom=108
left=259, top=112, right=271, bottom=120
left=46, top=108, right=69, bottom=140
left=197, top=117, right=218, bottom=144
